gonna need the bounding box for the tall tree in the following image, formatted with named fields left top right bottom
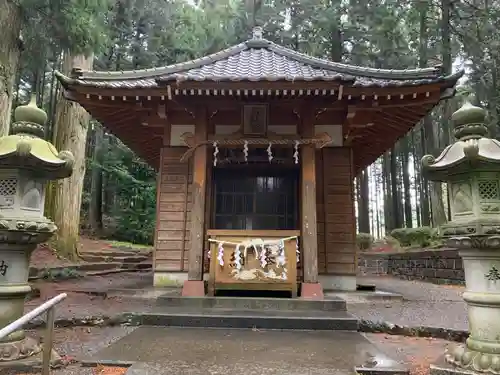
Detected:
left=89, top=123, right=104, bottom=232
left=48, top=53, right=94, bottom=260
left=0, top=0, right=22, bottom=135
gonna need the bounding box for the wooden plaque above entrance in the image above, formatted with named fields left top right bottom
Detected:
left=242, top=104, right=269, bottom=136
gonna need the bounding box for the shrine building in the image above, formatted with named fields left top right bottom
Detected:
left=55, top=27, right=462, bottom=298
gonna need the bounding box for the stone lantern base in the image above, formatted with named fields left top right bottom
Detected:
left=446, top=248, right=500, bottom=374
left=0, top=335, right=62, bottom=371
left=0, top=336, right=41, bottom=361
left=429, top=244, right=500, bottom=375
left=430, top=357, right=480, bottom=375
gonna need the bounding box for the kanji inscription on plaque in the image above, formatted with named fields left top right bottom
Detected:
left=0, top=260, right=8, bottom=276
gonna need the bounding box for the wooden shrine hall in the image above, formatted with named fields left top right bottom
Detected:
left=56, top=27, right=462, bottom=298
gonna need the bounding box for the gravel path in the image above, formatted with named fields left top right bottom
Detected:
left=349, top=276, right=468, bottom=331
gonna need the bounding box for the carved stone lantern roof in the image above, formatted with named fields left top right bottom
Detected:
left=422, top=101, right=500, bottom=181
left=0, top=96, right=74, bottom=179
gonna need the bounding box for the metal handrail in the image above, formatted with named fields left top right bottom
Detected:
left=0, top=293, right=67, bottom=375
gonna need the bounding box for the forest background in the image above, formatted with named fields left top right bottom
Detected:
left=1, top=0, right=496, bottom=259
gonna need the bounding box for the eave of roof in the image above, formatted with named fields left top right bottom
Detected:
left=54, top=29, right=464, bottom=91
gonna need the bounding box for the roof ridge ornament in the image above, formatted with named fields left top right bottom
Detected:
left=252, top=26, right=263, bottom=40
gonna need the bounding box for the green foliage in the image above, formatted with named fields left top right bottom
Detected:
left=383, top=236, right=401, bottom=250
left=22, top=0, right=109, bottom=55
left=39, top=267, right=81, bottom=281
left=390, top=226, right=438, bottom=248
left=98, top=138, right=157, bottom=245
left=356, top=233, right=374, bottom=250
left=114, top=182, right=156, bottom=245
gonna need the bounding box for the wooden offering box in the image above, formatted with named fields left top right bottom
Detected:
left=207, top=230, right=299, bottom=297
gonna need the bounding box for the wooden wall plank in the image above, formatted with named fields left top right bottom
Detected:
left=321, top=147, right=356, bottom=276
left=154, top=147, right=193, bottom=272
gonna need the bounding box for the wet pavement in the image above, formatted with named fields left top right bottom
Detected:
left=80, top=327, right=408, bottom=375
left=348, top=277, right=467, bottom=331
left=38, top=328, right=449, bottom=375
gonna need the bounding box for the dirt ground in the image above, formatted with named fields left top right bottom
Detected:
left=30, top=245, right=76, bottom=268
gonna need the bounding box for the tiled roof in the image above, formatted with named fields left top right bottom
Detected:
left=56, top=27, right=463, bottom=90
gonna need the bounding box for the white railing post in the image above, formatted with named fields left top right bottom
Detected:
left=42, top=307, right=56, bottom=375
left=0, top=293, right=67, bottom=374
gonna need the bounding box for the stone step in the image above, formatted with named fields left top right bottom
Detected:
left=29, top=262, right=122, bottom=278
left=126, top=308, right=358, bottom=330
left=121, top=262, right=152, bottom=270
left=79, top=254, right=149, bottom=263
left=80, top=250, right=149, bottom=257
left=156, top=295, right=347, bottom=311
left=86, top=267, right=152, bottom=277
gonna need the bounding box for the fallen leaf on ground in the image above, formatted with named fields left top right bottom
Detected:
left=93, top=364, right=128, bottom=375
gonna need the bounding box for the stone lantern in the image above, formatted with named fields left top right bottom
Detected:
left=0, top=96, right=74, bottom=366
left=423, top=101, right=500, bottom=374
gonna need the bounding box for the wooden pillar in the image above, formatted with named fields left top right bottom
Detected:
left=182, top=106, right=208, bottom=296
left=299, top=106, right=323, bottom=299
left=153, top=121, right=170, bottom=286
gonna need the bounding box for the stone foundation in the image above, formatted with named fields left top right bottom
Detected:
left=153, top=271, right=210, bottom=287
left=358, top=249, right=464, bottom=285
left=319, top=274, right=357, bottom=291
left=154, top=271, right=357, bottom=291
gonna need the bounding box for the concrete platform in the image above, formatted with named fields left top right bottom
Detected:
left=81, top=327, right=409, bottom=375
left=126, top=307, right=358, bottom=330
left=121, top=294, right=358, bottom=330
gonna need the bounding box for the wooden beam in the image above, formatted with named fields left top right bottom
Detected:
left=166, top=81, right=446, bottom=97
left=65, top=83, right=445, bottom=109
left=299, top=106, right=319, bottom=284
left=68, top=90, right=441, bottom=128
left=343, top=82, right=445, bottom=97
left=187, top=105, right=208, bottom=281
left=346, top=90, right=442, bottom=110
left=98, top=107, right=374, bottom=128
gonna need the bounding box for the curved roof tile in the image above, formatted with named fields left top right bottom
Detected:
left=55, top=31, right=463, bottom=89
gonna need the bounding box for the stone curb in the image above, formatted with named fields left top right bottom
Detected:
left=24, top=313, right=468, bottom=343
left=25, top=313, right=135, bottom=330
left=28, top=264, right=152, bottom=281
left=358, top=320, right=468, bottom=343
